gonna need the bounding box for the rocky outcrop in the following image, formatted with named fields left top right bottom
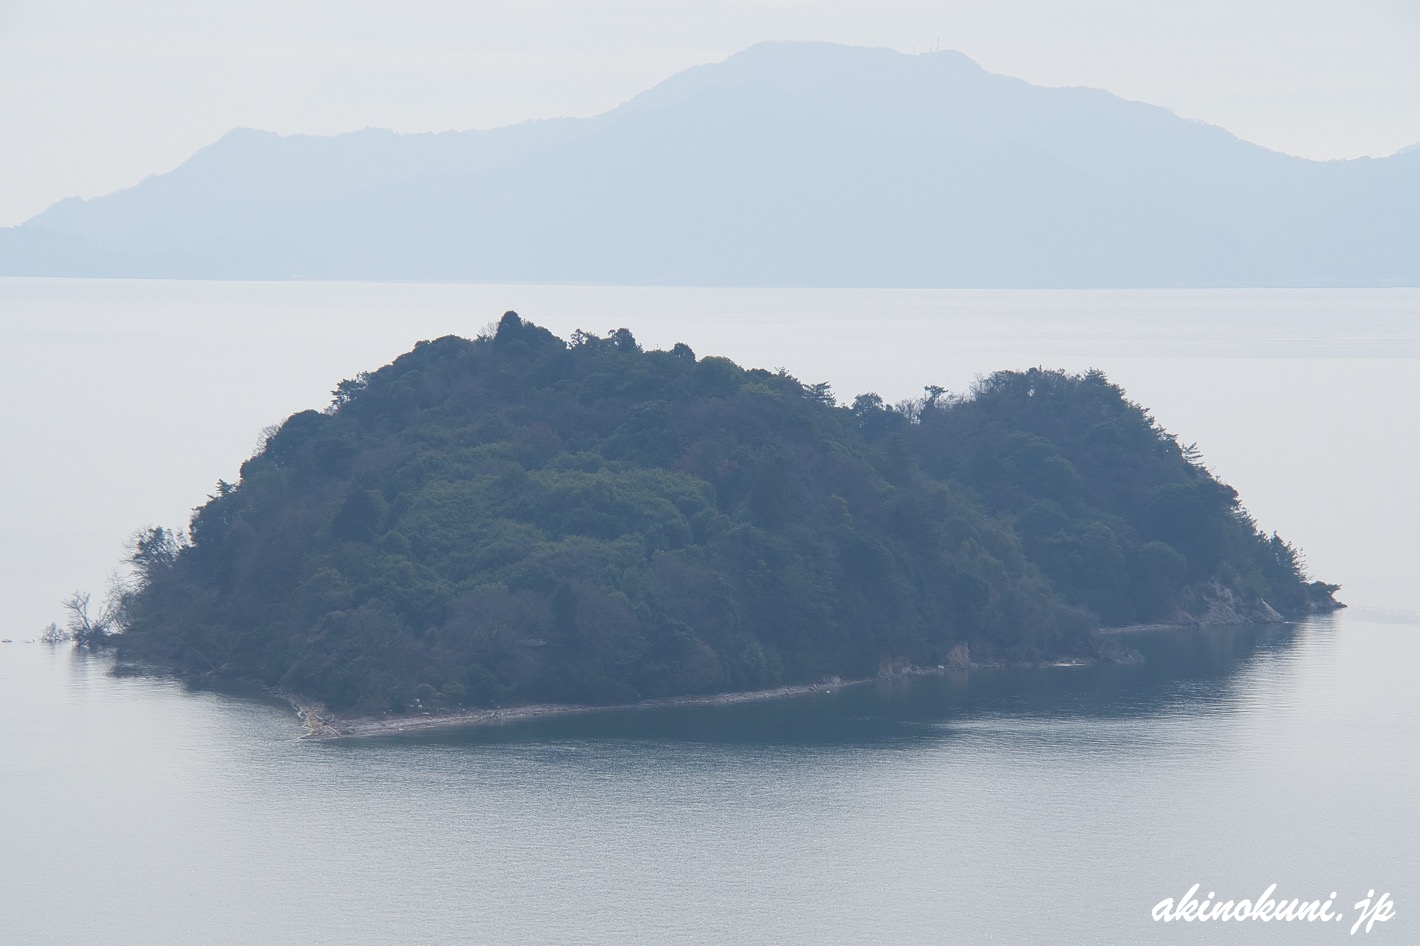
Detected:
left=943, top=642, right=971, bottom=670
left=1172, top=577, right=1343, bottom=626
left=1299, top=580, right=1347, bottom=614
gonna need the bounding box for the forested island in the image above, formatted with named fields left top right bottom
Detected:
left=112, top=313, right=1341, bottom=719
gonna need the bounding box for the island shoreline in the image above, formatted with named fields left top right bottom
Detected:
left=282, top=607, right=1350, bottom=740
left=286, top=675, right=882, bottom=740
left=282, top=641, right=1143, bottom=741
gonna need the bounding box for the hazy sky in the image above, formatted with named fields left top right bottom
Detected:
left=1, top=0, right=1417, bottom=227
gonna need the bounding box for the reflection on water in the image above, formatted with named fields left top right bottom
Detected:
left=0, top=611, right=1413, bottom=946
left=359, top=621, right=1321, bottom=749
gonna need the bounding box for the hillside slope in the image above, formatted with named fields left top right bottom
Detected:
left=113, top=313, right=1340, bottom=712
left=4, top=43, right=1416, bottom=286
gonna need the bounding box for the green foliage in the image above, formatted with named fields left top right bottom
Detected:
left=115, top=321, right=1326, bottom=712
left=914, top=367, right=1316, bottom=624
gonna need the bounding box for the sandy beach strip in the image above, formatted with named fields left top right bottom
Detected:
left=289, top=676, right=881, bottom=740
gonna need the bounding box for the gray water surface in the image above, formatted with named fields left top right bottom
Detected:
left=1, top=612, right=1414, bottom=945
left=1, top=281, right=1416, bottom=944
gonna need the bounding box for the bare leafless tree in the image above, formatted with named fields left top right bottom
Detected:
left=62, top=591, right=118, bottom=646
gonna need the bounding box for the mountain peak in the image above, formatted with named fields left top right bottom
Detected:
left=3, top=42, right=1415, bottom=286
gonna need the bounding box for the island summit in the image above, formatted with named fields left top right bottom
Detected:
left=111, top=313, right=1342, bottom=722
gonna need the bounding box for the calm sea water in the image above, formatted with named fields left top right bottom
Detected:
left=1, top=280, right=1417, bottom=944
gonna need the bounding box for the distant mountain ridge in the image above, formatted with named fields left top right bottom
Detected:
left=3, top=42, right=1416, bottom=286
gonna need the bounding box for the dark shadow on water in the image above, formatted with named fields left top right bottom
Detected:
left=364, top=621, right=1316, bottom=750
left=63, top=646, right=298, bottom=714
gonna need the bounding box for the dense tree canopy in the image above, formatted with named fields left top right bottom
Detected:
left=115, top=313, right=1336, bottom=712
